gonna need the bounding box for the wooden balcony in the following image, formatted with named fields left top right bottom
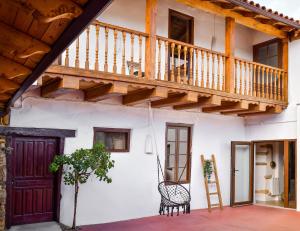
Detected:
left=39, top=21, right=288, bottom=116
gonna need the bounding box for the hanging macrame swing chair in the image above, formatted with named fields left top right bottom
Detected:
left=148, top=103, right=191, bottom=216
left=156, top=156, right=191, bottom=216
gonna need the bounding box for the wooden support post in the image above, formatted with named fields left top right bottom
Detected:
left=282, top=38, right=288, bottom=102
left=225, top=17, right=235, bottom=93
left=145, top=0, right=157, bottom=80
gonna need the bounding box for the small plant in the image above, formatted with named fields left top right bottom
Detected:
left=49, top=143, right=115, bottom=230
left=203, top=160, right=213, bottom=180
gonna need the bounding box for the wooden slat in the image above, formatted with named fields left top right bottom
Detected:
left=0, top=56, right=31, bottom=79
left=0, top=77, right=20, bottom=94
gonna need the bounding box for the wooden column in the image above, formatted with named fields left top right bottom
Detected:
left=225, top=17, right=235, bottom=93
left=145, top=0, right=157, bottom=80
left=282, top=38, right=288, bottom=102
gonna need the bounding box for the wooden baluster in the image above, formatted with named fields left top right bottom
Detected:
left=195, top=50, right=199, bottom=87
left=265, top=67, right=269, bottom=98
left=279, top=71, right=282, bottom=100
left=244, top=62, right=247, bottom=95
left=164, top=41, right=168, bottom=81
left=239, top=61, right=243, bottom=94
left=248, top=63, right=252, bottom=96
left=234, top=59, right=238, bottom=93
left=113, top=29, right=118, bottom=73
left=212, top=53, right=215, bottom=89
left=206, top=52, right=210, bottom=88
left=171, top=42, right=175, bottom=82
left=138, top=35, right=143, bottom=78
left=217, top=54, right=220, bottom=90
left=65, top=47, right=69, bottom=67
left=85, top=26, right=90, bottom=69
left=274, top=70, right=278, bottom=100
left=201, top=50, right=205, bottom=88
left=261, top=67, right=265, bottom=98
left=270, top=69, right=273, bottom=99
left=75, top=38, right=80, bottom=68
left=130, top=33, right=134, bottom=75
left=177, top=44, right=182, bottom=83
left=157, top=39, right=162, bottom=80
left=183, top=46, right=187, bottom=84
left=121, top=31, right=126, bottom=75
left=253, top=64, right=257, bottom=97
left=95, top=25, right=100, bottom=71
left=222, top=56, right=225, bottom=91
left=257, top=66, right=261, bottom=97
left=104, top=27, right=109, bottom=72
left=189, top=47, right=193, bottom=85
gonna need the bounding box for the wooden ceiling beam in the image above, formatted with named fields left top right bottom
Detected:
left=0, top=56, right=32, bottom=80
left=176, top=0, right=288, bottom=38
left=9, top=0, right=83, bottom=23
left=202, top=100, right=249, bottom=113
left=41, top=77, right=80, bottom=98
left=123, top=87, right=168, bottom=106
left=173, top=95, right=222, bottom=110
left=220, top=103, right=261, bottom=115
left=151, top=91, right=198, bottom=108
left=0, top=77, right=20, bottom=94
left=0, top=22, right=50, bottom=60
left=85, top=82, right=128, bottom=102
left=0, top=93, right=11, bottom=102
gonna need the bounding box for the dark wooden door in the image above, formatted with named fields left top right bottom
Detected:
left=10, top=137, right=58, bottom=225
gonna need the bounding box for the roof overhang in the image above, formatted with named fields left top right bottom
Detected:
left=0, top=0, right=112, bottom=117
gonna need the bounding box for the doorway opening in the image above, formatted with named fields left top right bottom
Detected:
left=231, top=140, right=296, bottom=209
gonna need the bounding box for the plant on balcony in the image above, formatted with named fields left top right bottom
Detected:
left=49, top=143, right=115, bottom=230
left=203, top=160, right=213, bottom=181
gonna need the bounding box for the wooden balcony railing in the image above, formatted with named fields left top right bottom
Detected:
left=62, top=20, right=148, bottom=77
left=155, top=36, right=227, bottom=91
left=57, top=21, right=287, bottom=108
left=234, top=58, right=287, bottom=101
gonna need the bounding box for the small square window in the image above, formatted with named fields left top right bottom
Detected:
left=94, top=128, right=131, bottom=152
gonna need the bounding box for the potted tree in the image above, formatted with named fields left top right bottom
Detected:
left=50, top=143, right=115, bottom=230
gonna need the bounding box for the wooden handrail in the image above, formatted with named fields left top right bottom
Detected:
left=234, top=57, right=285, bottom=73
left=93, top=20, right=149, bottom=37
left=157, top=35, right=227, bottom=57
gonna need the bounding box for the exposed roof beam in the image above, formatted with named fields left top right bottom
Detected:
left=85, top=82, right=128, bottom=102
left=176, top=0, right=288, bottom=38
left=1, top=0, right=113, bottom=116
left=173, top=95, right=222, bottom=110
left=0, top=55, right=32, bottom=79
left=238, top=105, right=282, bottom=117
left=123, top=87, right=168, bottom=106
left=151, top=92, right=198, bottom=108
left=0, top=77, right=20, bottom=94
left=202, top=100, right=249, bottom=113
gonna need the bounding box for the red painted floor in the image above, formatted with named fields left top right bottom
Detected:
left=80, top=206, right=300, bottom=231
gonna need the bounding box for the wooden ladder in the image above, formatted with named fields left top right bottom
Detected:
left=201, top=154, right=223, bottom=212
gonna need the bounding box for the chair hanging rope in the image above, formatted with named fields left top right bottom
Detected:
left=148, top=102, right=191, bottom=216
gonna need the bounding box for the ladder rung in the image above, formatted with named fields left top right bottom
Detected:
left=211, top=203, right=220, bottom=207
left=209, top=192, right=218, bottom=195
left=208, top=181, right=216, bottom=184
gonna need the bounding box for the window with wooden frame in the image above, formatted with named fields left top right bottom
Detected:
left=253, top=38, right=283, bottom=68
left=165, top=124, right=192, bottom=184
left=93, top=127, right=131, bottom=152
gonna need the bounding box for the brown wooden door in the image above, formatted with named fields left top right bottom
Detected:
left=230, top=141, right=254, bottom=206
left=10, top=137, right=58, bottom=225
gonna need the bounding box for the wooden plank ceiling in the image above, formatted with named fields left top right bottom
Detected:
left=0, top=0, right=112, bottom=116
left=177, top=0, right=300, bottom=39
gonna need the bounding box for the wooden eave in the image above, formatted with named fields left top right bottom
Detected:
left=176, top=0, right=300, bottom=39
left=0, top=0, right=113, bottom=117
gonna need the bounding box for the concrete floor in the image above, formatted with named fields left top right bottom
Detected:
left=80, top=205, right=300, bottom=231
left=9, top=222, right=61, bottom=231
